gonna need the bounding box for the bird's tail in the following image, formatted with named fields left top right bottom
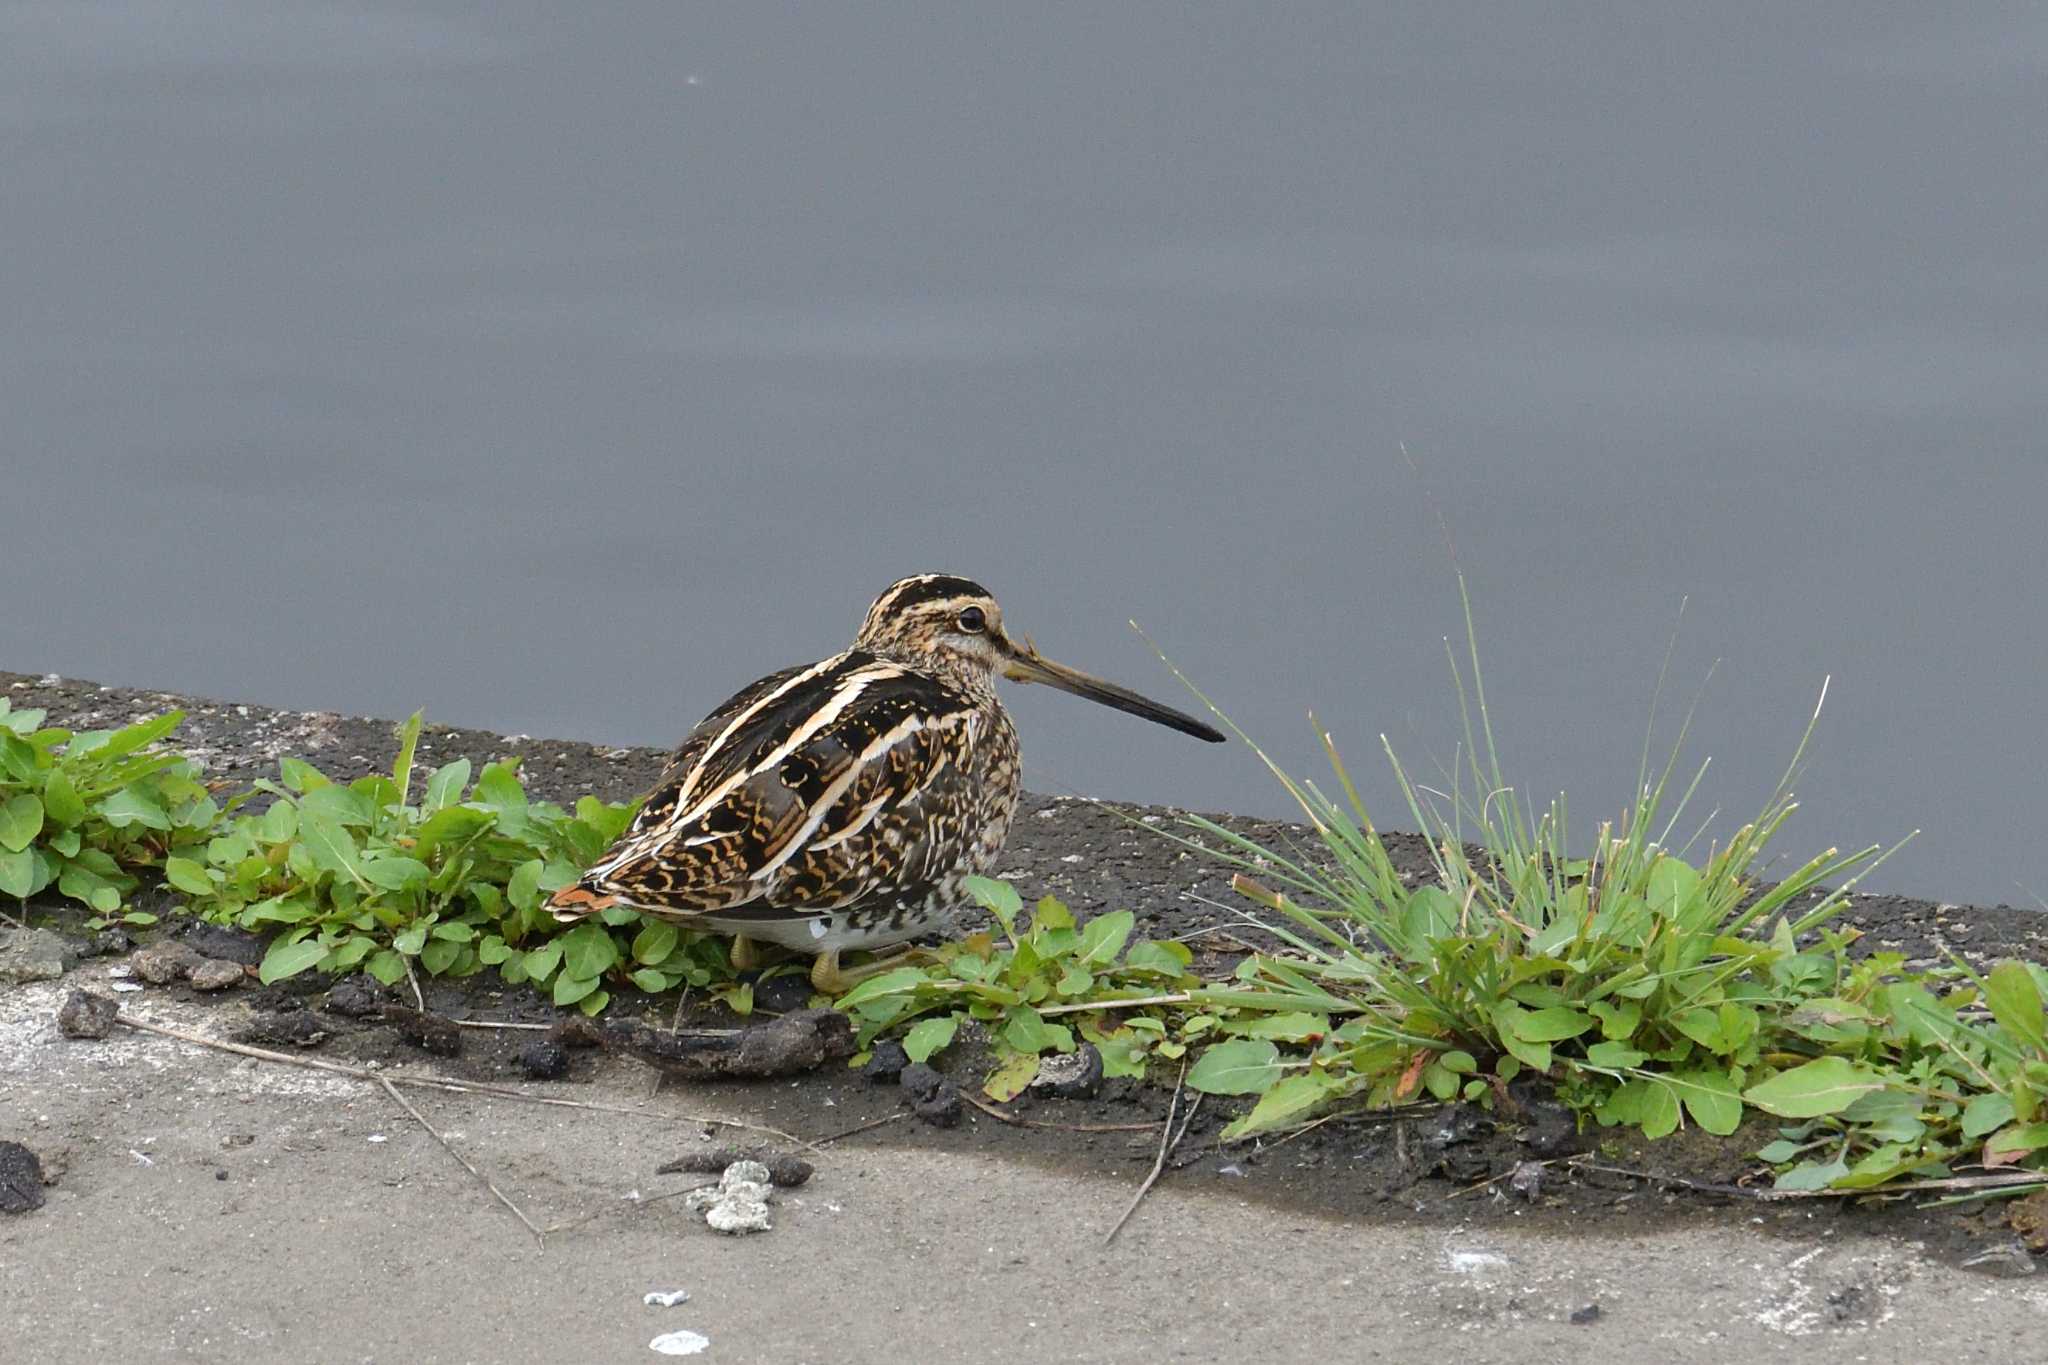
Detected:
left=548, top=883, right=622, bottom=924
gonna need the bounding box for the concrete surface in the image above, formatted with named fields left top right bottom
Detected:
left=5, top=972, right=2045, bottom=1365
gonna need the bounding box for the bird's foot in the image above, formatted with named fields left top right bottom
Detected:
left=809, top=945, right=932, bottom=996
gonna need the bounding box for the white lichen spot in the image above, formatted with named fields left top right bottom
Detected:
left=649, top=1329, right=710, bottom=1356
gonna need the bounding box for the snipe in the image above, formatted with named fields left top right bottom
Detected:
left=550, top=573, right=1223, bottom=992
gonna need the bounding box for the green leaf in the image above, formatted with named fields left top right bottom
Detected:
left=1671, top=1008, right=1727, bottom=1054
left=904, top=1015, right=959, bottom=1063
left=1774, top=1155, right=1850, bottom=1191
left=392, top=924, right=428, bottom=956
left=257, top=800, right=298, bottom=844
left=1078, top=910, right=1135, bottom=966
left=963, top=875, right=1022, bottom=920
left=1755, top=1139, right=1807, bottom=1163
left=558, top=922, right=619, bottom=980
left=1222, top=1072, right=1344, bottom=1139
left=58, top=864, right=123, bottom=913
left=163, top=855, right=214, bottom=896
left=366, top=950, right=407, bottom=986
left=1508, top=1007, right=1596, bottom=1043
left=1988, top=961, right=2048, bottom=1054
left=1742, top=1057, right=1890, bottom=1118
left=0, top=846, right=35, bottom=897
left=299, top=813, right=368, bottom=889
left=629, top=968, right=671, bottom=993
left=0, top=703, right=45, bottom=736
left=300, top=783, right=373, bottom=827
left=422, top=759, right=472, bottom=814
left=1186, top=1039, right=1283, bottom=1095
left=0, top=793, right=43, bottom=852
left=1499, top=1032, right=1552, bottom=1073
left=1646, top=855, right=1700, bottom=918
left=1599, top=1078, right=1680, bottom=1139
left=1226, top=1012, right=1331, bottom=1043
left=1399, top=885, right=1458, bottom=945
left=523, top=943, right=563, bottom=980
left=473, top=762, right=529, bottom=832
left=1590, top=999, right=1641, bottom=1040
left=632, top=920, right=680, bottom=965
left=1637, top=1080, right=1681, bottom=1139
left=259, top=937, right=330, bottom=984
left=419, top=938, right=463, bottom=975
left=1583, top=1040, right=1647, bottom=1069
left=41, top=769, right=86, bottom=826
left=94, top=711, right=183, bottom=762
left=578, top=989, right=610, bottom=1017
left=389, top=711, right=423, bottom=806
left=833, top=966, right=931, bottom=1010
left=1840, top=1088, right=1926, bottom=1144
left=1001, top=1006, right=1072, bottom=1056
left=983, top=1049, right=1040, bottom=1101
left=361, top=856, right=431, bottom=891
left=1031, top=896, right=1075, bottom=931
left=1122, top=940, right=1193, bottom=977
left=97, top=787, right=170, bottom=831
left=507, top=859, right=545, bottom=914
left=412, top=805, right=492, bottom=856
left=553, top=972, right=599, bottom=1006
left=1667, top=1069, right=1743, bottom=1136
left=1962, top=1092, right=2016, bottom=1139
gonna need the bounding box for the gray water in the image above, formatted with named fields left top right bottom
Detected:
left=4, top=4, right=2044, bottom=906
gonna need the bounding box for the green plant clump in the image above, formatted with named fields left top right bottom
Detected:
left=0, top=702, right=219, bottom=922
left=835, top=876, right=1213, bottom=1099
left=172, top=712, right=738, bottom=1013
left=1145, top=588, right=2048, bottom=1191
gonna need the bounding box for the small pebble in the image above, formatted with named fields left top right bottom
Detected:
left=897, top=1061, right=943, bottom=1101
left=87, top=929, right=133, bottom=957
left=132, top=941, right=202, bottom=985
left=57, top=989, right=120, bottom=1040
left=1570, top=1304, right=1603, bottom=1325
left=0, top=1143, right=47, bottom=1215
left=658, top=1148, right=813, bottom=1187
left=326, top=976, right=394, bottom=1017
left=909, top=1079, right=961, bottom=1128
left=518, top=1040, right=571, bottom=1080
left=1031, top=1045, right=1104, bottom=1100
left=188, top=959, right=245, bottom=992
left=864, top=1039, right=909, bottom=1083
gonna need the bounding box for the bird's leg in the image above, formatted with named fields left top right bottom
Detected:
left=729, top=934, right=767, bottom=973
left=809, top=945, right=932, bottom=996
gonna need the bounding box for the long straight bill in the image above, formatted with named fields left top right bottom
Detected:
left=1001, top=647, right=1225, bottom=743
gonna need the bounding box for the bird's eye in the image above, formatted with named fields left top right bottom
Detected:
left=956, top=606, right=987, bottom=633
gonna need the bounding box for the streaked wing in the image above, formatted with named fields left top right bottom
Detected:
left=563, top=652, right=983, bottom=917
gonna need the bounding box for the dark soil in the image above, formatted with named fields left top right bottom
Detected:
left=7, top=667, right=2047, bottom=1269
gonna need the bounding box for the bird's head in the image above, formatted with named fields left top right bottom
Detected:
left=853, top=574, right=1225, bottom=743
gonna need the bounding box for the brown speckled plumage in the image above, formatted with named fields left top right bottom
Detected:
left=550, top=574, right=1223, bottom=991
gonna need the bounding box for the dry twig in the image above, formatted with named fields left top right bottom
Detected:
left=810, top=1111, right=912, bottom=1145
left=113, top=1014, right=814, bottom=1148
left=1566, top=1156, right=2048, bottom=1202
left=1102, top=1062, right=1202, bottom=1245
left=960, top=1092, right=1159, bottom=1133
left=376, top=1075, right=545, bottom=1248
left=540, top=1180, right=719, bottom=1238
